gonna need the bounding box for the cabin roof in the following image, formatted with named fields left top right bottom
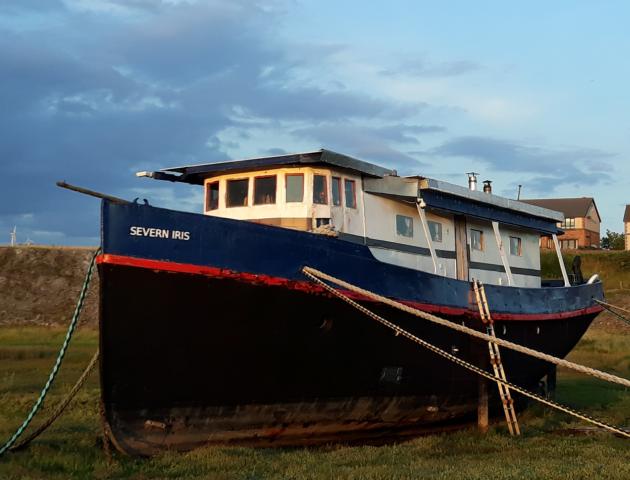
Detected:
left=140, top=149, right=395, bottom=185
left=364, top=175, right=564, bottom=235
left=625, top=205, right=630, bottom=223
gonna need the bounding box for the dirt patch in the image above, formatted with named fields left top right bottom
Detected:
left=0, top=246, right=99, bottom=326
left=594, top=290, right=630, bottom=333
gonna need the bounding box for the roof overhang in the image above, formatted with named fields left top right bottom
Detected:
left=137, top=149, right=395, bottom=185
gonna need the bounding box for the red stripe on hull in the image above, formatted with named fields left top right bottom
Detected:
left=97, top=254, right=603, bottom=322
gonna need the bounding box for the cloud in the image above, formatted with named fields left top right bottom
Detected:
left=291, top=123, right=444, bottom=170
left=427, top=136, right=615, bottom=194
left=380, top=58, right=481, bottom=78
left=0, top=0, right=428, bottom=244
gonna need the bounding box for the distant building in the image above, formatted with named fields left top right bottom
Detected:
left=521, top=197, right=600, bottom=250
left=624, top=205, right=630, bottom=251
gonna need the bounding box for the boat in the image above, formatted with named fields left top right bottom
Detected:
left=97, top=149, right=604, bottom=455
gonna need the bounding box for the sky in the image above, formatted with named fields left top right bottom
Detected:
left=1, top=0, right=629, bottom=245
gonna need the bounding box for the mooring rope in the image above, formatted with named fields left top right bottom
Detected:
left=0, top=249, right=100, bottom=458
left=593, top=299, right=630, bottom=327
left=302, top=267, right=630, bottom=389
left=302, top=268, right=630, bottom=438
left=9, top=349, right=100, bottom=452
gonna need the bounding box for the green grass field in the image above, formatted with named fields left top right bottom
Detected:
left=0, top=324, right=628, bottom=480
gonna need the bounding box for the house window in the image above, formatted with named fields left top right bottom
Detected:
left=561, top=218, right=576, bottom=229
left=226, top=178, right=249, bottom=207
left=206, top=181, right=219, bottom=211
left=471, top=229, right=484, bottom=251
left=331, top=177, right=342, bottom=206
left=396, top=215, right=413, bottom=238
left=509, top=236, right=522, bottom=256
left=285, top=174, right=304, bottom=202
left=428, top=221, right=442, bottom=242
left=254, top=176, right=276, bottom=205
left=344, top=179, right=357, bottom=208
left=560, top=239, right=578, bottom=249
left=313, top=174, right=328, bottom=204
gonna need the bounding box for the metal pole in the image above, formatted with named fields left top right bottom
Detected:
left=56, top=181, right=128, bottom=204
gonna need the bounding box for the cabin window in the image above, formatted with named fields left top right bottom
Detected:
left=509, top=236, right=522, bottom=256
left=331, top=177, right=342, bottom=206
left=396, top=215, right=413, bottom=238
left=428, top=221, right=442, bottom=242
left=313, top=175, right=328, bottom=204
left=226, top=178, right=249, bottom=207
left=344, top=179, right=357, bottom=209
left=206, top=181, right=219, bottom=211
left=286, top=174, right=304, bottom=202
left=254, top=175, right=276, bottom=205
left=471, top=229, right=484, bottom=251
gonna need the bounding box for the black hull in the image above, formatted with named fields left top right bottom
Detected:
left=100, top=263, right=596, bottom=455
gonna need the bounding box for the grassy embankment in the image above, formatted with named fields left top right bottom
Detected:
left=0, top=251, right=629, bottom=479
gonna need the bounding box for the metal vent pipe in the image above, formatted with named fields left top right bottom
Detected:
left=467, top=172, right=479, bottom=191
left=483, top=180, right=492, bottom=194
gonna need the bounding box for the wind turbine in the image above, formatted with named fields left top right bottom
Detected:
left=10, top=226, right=16, bottom=247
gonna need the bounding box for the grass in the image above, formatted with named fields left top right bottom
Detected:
left=541, top=250, right=630, bottom=292
left=0, top=325, right=628, bottom=479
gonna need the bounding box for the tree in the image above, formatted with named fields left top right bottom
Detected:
left=601, top=229, right=625, bottom=250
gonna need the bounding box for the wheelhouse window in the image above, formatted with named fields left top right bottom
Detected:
left=285, top=174, right=303, bottom=202
left=428, top=221, right=442, bottom=242
left=226, top=178, right=249, bottom=207
left=396, top=215, right=413, bottom=238
left=344, top=179, right=357, bottom=209
left=331, top=177, right=342, bottom=206
left=206, top=181, right=219, bottom=211
left=509, top=236, right=522, bottom=256
left=471, top=229, right=484, bottom=251
left=313, top=174, right=328, bottom=204
left=254, top=175, right=276, bottom=205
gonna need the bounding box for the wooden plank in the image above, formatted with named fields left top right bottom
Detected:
left=478, top=376, right=489, bottom=433
left=454, top=215, right=468, bottom=281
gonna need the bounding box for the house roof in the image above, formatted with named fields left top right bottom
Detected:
left=137, top=149, right=395, bottom=185
left=520, top=197, right=600, bottom=222
left=624, top=205, right=630, bottom=223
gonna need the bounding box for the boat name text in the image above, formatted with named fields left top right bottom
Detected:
left=129, top=226, right=190, bottom=240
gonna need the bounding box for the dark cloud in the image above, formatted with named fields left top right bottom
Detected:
left=291, top=123, right=443, bottom=171
left=0, top=0, right=428, bottom=245
left=427, top=136, right=615, bottom=194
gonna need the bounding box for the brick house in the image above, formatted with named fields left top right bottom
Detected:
left=624, top=205, right=630, bottom=251
left=521, top=197, right=600, bottom=250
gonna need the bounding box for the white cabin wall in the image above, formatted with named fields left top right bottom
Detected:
left=363, top=193, right=456, bottom=277
left=467, top=219, right=540, bottom=288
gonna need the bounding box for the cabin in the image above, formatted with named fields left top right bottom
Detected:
left=139, top=150, right=566, bottom=289
left=520, top=197, right=601, bottom=250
